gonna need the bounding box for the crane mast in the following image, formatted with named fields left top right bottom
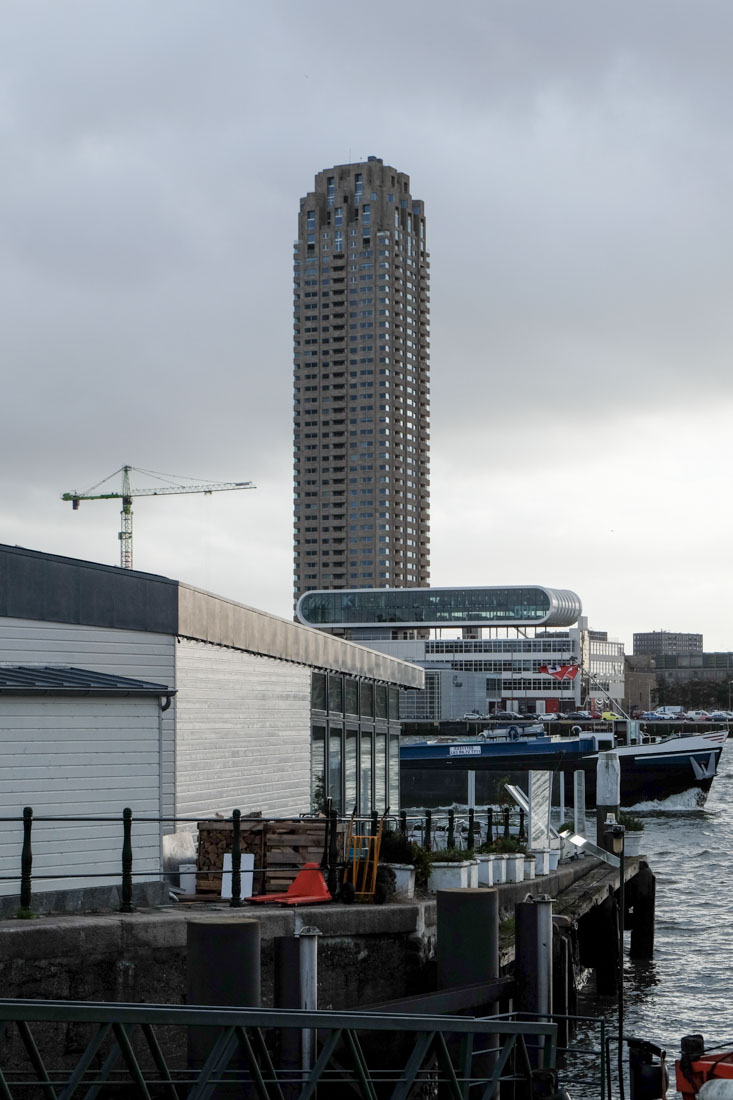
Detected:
left=62, top=465, right=255, bottom=569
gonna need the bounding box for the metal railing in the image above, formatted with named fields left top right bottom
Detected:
left=1, top=804, right=530, bottom=914
left=0, top=998, right=559, bottom=1099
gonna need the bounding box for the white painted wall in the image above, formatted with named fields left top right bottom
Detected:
left=0, top=697, right=162, bottom=896
left=175, top=638, right=311, bottom=818
left=0, top=618, right=176, bottom=819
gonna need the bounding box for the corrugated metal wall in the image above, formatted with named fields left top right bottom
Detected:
left=175, top=638, right=311, bottom=818
left=0, top=698, right=161, bottom=896
left=0, top=618, right=176, bottom=820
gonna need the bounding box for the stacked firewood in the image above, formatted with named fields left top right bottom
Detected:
left=195, top=816, right=343, bottom=896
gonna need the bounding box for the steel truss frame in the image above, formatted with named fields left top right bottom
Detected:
left=0, top=998, right=557, bottom=1099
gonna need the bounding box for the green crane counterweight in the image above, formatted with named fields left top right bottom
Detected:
left=62, top=465, right=255, bottom=569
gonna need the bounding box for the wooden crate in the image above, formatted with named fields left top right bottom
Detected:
left=196, top=816, right=344, bottom=896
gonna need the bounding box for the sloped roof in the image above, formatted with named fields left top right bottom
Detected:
left=0, top=666, right=173, bottom=696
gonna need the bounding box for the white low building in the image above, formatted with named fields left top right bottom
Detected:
left=0, top=544, right=421, bottom=904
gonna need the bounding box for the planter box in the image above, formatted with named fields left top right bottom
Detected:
left=468, top=860, right=479, bottom=888
left=505, top=855, right=525, bottom=883
left=492, top=855, right=507, bottom=885
left=533, top=850, right=551, bottom=876
left=548, top=849, right=560, bottom=872
left=477, top=855, right=494, bottom=887
left=383, top=863, right=415, bottom=899
left=428, top=860, right=472, bottom=891
left=624, top=831, right=643, bottom=858
left=523, top=858, right=536, bottom=880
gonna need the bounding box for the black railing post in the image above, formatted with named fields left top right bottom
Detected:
left=20, top=807, right=33, bottom=914
left=370, top=811, right=378, bottom=837
left=487, top=809, right=493, bottom=845
left=425, top=810, right=432, bottom=852
left=467, top=808, right=475, bottom=852
left=399, top=810, right=407, bottom=837
left=503, top=808, right=510, bottom=839
left=229, top=808, right=243, bottom=908
left=327, top=808, right=339, bottom=898
left=519, top=808, right=526, bottom=840
left=120, top=807, right=134, bottom=913
left=447, top=809, right=455, bottom=850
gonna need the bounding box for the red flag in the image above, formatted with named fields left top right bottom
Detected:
left=538, top=664, right=580, bottom=681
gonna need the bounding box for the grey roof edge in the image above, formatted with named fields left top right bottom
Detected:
left=177, top=584, right=424, bottom=689
left=0, top=665, right=175, bottom=696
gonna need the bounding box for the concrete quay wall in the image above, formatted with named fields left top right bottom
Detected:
left=0, top=856, right=632, bottom=1011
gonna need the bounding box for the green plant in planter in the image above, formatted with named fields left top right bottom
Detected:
left=411, top=845, right=433, bottom=889
left=476, top=835, right=526, bottom=855
left=379, top=830, right=415, bottom=865
left=617, top=811, right=643, bottom=832
left=429, top=847, right=472, bottom=863
left=379, top=830, right=434, bottom=889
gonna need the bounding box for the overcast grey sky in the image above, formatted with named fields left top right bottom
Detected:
left=3, top=1, right=733, bottom=649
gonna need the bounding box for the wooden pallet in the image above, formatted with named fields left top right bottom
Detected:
left=196, top=816, right=344, bottom=896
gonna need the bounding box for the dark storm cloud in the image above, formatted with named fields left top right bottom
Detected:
left=2, top=0, right=733, bottom=642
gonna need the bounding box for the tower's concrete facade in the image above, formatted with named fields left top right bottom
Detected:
left=293, top=157, right=430, bottom=605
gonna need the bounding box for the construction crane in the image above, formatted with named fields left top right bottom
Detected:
left=62, top=465, right=255, bottom=570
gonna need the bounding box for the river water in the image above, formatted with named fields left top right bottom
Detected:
left=568, top=738, right=733, bottom=1095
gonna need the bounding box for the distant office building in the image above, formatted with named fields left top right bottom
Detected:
left=633, top=631, right=703, bottom=657
left=293, top=157, right=430, bottom=605
left=296, top=587, right=626, bottom=719
left=654, top=652, right=733, bottom=685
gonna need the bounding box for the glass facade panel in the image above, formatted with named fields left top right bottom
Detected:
left=311, top=725, right=326, bottom=812
left=345, top=728, right=358, bottom=812
left=328, top=728, right=343, bottom=813
left=344, top=678, right=359, bottom=716
left=389, top=731, right=400, bottom=813
left=374, top=731, right=387, bottom=813
left=360, top=732, right=373, bottom=815
left=389, top=687, right=400, bottom=720
left=361, top=681, right=374, bottom=718
left=299, top=587, right=581, bottom=628
left=312, top=672, right=326, bottom=711
left=328, top=674, right=343, bottom=714
left=375, top=684, right=388, bottom=719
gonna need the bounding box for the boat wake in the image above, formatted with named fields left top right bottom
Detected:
left=628, top=787, right=708, bottom=813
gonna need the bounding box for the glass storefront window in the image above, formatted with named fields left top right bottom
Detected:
left=345, top=728, right=358, bottom=813
left=361, top=682, right=374, bottom=718
left=374, top=731, right=387, bottom=813
left=328, top=674, right=344, bottom=714
left=312, top=673, right=326, bottom=711
left=389, top=687, right=400, bottom=720
left=328, top=728, right=343, bottom=813
left=360, top=732, right=373, bottom=815
left=311, top=726, right=326, bottom=812
left=389, top=732, right=400, bottom=814
left=344, top=678, right=359, bottom=716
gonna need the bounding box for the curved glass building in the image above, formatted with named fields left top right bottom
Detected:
left=297, top=586, right=582, bottom=630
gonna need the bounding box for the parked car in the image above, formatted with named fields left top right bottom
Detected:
left=601, top=711, right=624, bottom=721
left=538, top=712, right=559, bottom=722
left=489, top=710, right=524, bottom=722
left=686, top=710, right=712, bottom=721
left=566, top=711, right=594, bottom=720
left=462, top=712, right=482, bottom=721
left=709, top=712, right=730, bottom=722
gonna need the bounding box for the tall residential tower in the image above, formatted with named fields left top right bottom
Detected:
left=293, top=157, right=430, bottom=605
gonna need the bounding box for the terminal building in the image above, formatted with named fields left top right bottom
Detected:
left=296, top=586, right=626, bottom=719
left=0, top=544, right=422, bottom=905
